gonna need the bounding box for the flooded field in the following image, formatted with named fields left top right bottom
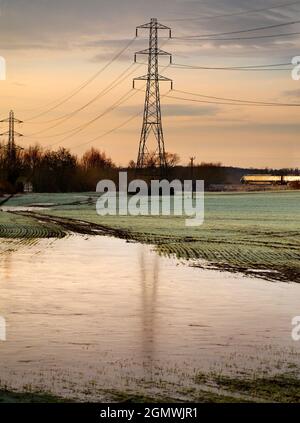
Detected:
left=0, top=235, right=299, bottom=402
left=1, top=191, right=300, bottom=283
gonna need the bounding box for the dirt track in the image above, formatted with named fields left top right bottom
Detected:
left=10, top=210, right=133, bottom=239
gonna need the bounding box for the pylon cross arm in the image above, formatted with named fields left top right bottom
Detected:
left=135, top=48, right=171, bottom=56
left=156, top=75, right=172, bottom=82
left=133, top=75, right=173, bottom=89
left=134, top=49, right=172, bottom=64
left=136, top=21, right=171, bottom=31
left=134, top=74, right=172, bottom=81
left=136, top=20, right=172, bottom=38
left=0, top=118, right=23, bottom=124
left=0, top=131, right=23, bottom=137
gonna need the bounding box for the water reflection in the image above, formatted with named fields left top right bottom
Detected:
left=2, top=250, right=12, bottom=282
left=0, top=236, right=299, bottom=399
left=139, top=247, right=159, bottom=376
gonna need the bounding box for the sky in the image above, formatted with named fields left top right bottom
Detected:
left=0, top=0, right=300, bottom=168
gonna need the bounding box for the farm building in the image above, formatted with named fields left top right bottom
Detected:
left=241, top=175, right=300, bottom=185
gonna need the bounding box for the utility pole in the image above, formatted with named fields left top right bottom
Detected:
left=190, top=156, right=196, bottom=179
left=0, top=110, right=23, bottom=183
left=133, top=18, right=173, bottom=174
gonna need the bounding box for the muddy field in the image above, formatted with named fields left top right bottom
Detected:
left=1, top=191, right=299, bottom=283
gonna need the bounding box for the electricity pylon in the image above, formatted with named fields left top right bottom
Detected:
left=0, top=110, right=23, bottom=183
left=133, top=18, right=173, bottom=173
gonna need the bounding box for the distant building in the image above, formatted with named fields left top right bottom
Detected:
left=24, top=181, right=33, bottom=193
left=241, top=175, right=300, bottom=185
left=15, top=176, right=34, bottom=193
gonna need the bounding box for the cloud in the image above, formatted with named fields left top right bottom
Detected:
left=163, top=104, right=219, bottom=116
left=88, top=39, right=145, bottom=62
left=1, top=0, right=300, bottom=58
left=119, top=103, right=219, bottom=117
left=170, top=121, right=300, bottom=134
left=282, top=88, right=300, bottom=98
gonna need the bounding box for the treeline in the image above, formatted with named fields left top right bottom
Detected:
left=0, top=144, right=229, bottom=193
left=2, top=143, right=297, bottom=193
left=0, top=145, right=115, bottom=193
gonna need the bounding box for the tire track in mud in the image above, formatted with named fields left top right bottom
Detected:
left=8, top=211, right=135, bottom=240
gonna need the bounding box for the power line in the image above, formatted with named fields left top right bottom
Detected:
left=61, top=60, right=172, bottom=152
left=30, top=88, right=135, bottom=143
left=45, top=88, right=140, bottom=149
left=167, top=91, right=300, bottom=107
left=137, top=59, right=292, bottom=71
left=175, top=30, right=300, bottom=41
left=174, top=89, right=300, bottom=105
left=165, top=94, right=271, bottom=106
left=169, top=62, right=292, bottom=72
left=24, top=37, right=137, bottom=120
left=26, top=63, right=140, bottom=136
left=35, top=63, right=171, bottom=151
left=170, top=66, right=290, bottom=72
left=56, top=89, right=171, bottom=153
left=172, top=61, right=292, bottom=69
left=72, top=111, right=142, bottom=151
left=164, top=0, right=300, bottom=22
left=174, top=19, right=300, bottom=39
left=71, top=89, right=171, bottom=151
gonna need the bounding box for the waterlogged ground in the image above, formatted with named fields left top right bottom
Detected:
left=0, top=191, right=300, bottom=401
left=1, top=191, right=300, bottom=282
left=0, top=235, right=300, bottom=402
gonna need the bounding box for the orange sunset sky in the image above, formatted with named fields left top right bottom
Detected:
left=1, top=0, right=300, bottom=168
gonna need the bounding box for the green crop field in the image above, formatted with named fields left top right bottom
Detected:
left=1, top=191, right=299, bottom=282
left=0, top=210, right=65, bottom=240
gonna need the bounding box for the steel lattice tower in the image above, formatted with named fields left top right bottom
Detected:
left=0, top=110, right=23, bottom=162
left=0, top=110, right=23, bottom=182
left=133, top=18, right=173, bottom=172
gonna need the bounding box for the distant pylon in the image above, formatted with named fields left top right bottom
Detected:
left=0, top=110, right=23, bottom=183
left=133, top=18, right=173, bottom=173
left=0, top=110, right=23, bottom=162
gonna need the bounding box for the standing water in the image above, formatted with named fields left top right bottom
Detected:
left=0, top=235, right=299, bottom=400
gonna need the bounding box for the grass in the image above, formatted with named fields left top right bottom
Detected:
left=0, top=211, right=66, bottom=239
left=0, top=387, right=242, bottom=403
left=0, top=389, right=71, bottom=403
left=195, top=372, right=300, bottom=403
left=106, top=388, right=247, bottom=403
left=2, top=371, right=299, bottom=403
left=1, top=191, right=299, bottom=282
